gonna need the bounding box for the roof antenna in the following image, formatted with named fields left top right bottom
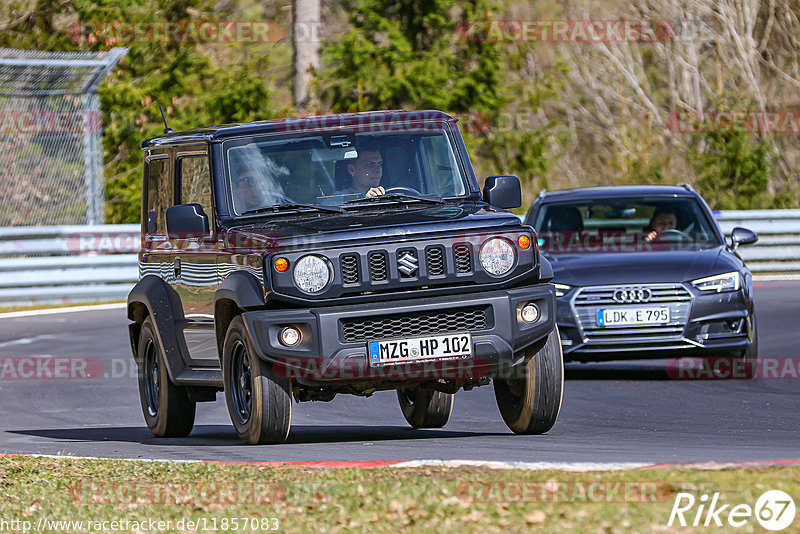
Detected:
left=159, top=103, right=174, bottom=134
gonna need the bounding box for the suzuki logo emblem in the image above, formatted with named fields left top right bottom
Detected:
left=397, top=250, right=418, bottom=276
left=613, top=287, right=652, bottom=303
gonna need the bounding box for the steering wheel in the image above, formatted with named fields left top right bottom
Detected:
left=384, top=186, right=422, bottom=196
left=657, top=228, right=693, bottom=242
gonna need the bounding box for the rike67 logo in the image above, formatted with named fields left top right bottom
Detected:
left=669, top=490, right=796, bottom=530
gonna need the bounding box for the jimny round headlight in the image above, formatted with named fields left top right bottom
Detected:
left=293, top=255, right=331, bottom=293
left=480, top=238, right=515, bottom=276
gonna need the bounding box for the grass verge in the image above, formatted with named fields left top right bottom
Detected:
left=0, top=456, right=797, bottom=532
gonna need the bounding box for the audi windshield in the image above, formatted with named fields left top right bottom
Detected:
left=223, top=128, right=471, bottom=215
left=533, top=197, right=722, bottom=253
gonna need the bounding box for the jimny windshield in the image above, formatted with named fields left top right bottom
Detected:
left=224, top=127, right=470, bottom=215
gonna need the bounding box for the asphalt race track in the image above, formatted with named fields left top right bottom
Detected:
left=0, top=280, right=797, bottom=464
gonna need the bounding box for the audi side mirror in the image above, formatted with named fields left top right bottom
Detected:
left=730, top=227, right=758, bottom=249
left=483, top=175, right=522, bottom=209
left=166, top=204, right=210, bottom=239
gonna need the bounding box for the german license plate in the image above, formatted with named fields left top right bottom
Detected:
left=597, top=307, right=670, bottom=326
left=368, top=333, right=472, bottom=366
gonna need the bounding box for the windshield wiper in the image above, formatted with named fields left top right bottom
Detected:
left=344, top=193, right=444, bottom=206
left=241, top=203, right=344, bottom=216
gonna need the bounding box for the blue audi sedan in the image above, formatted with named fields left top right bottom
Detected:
left=525, top=184, right=759, bottom=376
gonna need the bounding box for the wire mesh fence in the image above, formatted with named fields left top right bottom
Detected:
left=0, top=47, right=127, bottom=227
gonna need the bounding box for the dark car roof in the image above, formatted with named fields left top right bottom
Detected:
left=537, top=185, right=697, bottom=201
left=142, top=110, right=456, bottom=148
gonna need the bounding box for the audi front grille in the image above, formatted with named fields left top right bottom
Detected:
left=572, top=284, right=692, bottom=347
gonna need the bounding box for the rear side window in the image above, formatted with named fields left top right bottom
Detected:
left=144, top=157, right=170, bottom=236
left=178, top=155, right=213, bottom=234
left=179, top=156, right=212, bottom=207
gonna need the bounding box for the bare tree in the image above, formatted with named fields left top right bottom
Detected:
left=541, top=0, right=800, bottom=200
left=293, top=0, right=321, bottom=110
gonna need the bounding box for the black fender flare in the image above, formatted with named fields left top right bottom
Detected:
left=213, top=270, right=266, bottom=357
left=127, top=275, right=190, bottom=382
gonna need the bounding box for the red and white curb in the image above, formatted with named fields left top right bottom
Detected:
left=3, top=453, right=800, bottom=471
left=389, top=460, right=649, bottom=471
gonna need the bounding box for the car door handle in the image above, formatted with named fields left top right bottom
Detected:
left=173, top=258, right=181, bottom=279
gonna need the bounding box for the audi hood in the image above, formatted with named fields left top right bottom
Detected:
left=546, top=246, right=742, bottom=286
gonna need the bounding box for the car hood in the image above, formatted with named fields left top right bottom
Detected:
left=223, top=203, right=523, bottom=250
left=546, top=246, right=737, bottom=286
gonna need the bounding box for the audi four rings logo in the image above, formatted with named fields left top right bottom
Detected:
left=613, top=287, right=652, bottom=303
left=397, top=251, right=418, bottom=276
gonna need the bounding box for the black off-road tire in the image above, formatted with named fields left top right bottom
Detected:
left=493, top=327, right=564, bottom=434
left=397, top=386, right=454, bottom=428
left=137, top=316, right=196, bottom=438
left=222, top=316, right=292, bottom=444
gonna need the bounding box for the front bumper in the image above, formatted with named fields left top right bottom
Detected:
left=241, top=285, right=555, bottom=385
left=556, top=283, right=753, bottom=361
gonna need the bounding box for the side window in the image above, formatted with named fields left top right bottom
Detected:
left=178, top=155, right=214, bottom=232
left=145, top=157, right=170, bottom=236
left=420, top=135, right=463, bottom=196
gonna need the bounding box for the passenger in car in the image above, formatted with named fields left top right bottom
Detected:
left=543, top=206, right=584, bottom=232
left=232, top=171, right=263, bottom=212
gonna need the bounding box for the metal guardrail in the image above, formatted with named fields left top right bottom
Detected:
left=0, top=225, right=139, bottom=305
left=715, top=210, right=800, bottom=272
left=0, top=212, right=797, bottom=305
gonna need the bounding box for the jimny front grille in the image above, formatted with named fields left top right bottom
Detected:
left=340, top=306, right=489, bottom=342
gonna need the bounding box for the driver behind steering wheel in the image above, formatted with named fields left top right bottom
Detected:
left=336, top=140, right=386, bottom=199
left=643, top=206, right=678, bottom=242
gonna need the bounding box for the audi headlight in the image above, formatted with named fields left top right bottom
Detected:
left=293, top=255, right=331, bottom=293
left=692, top=271, right=740, bottom=292
left=480, top=238, right=515, bottom=276
left=552, top=283, right=571, bottom=297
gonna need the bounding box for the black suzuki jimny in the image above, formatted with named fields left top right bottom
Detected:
left=127, top=110, right=562, bottom=444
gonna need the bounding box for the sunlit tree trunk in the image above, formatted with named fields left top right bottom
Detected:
left=293, top=0, right=320, bottom=110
